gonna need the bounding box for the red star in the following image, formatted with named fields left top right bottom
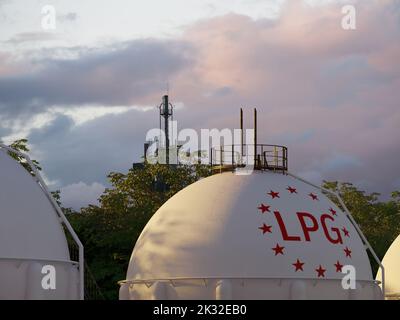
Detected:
left=292, top=259, right=304, bottom=272
left=309, top=193, right=318, bottom=201
left=258, top=223, right=272, bottom=234
left=334, top=261, right=343, bottom=272
left=287, top=186, right=297, bottom=194
left=272, top=243, right=285, bottom=256
left=315, top=265, right=326, bottom=278
left=342, top=227, right=350, bottom=237
left=344, top=247, right=352, bottom=258
left=267, top=190, right=280, bottom=199
left=257, top=203, right=271, bottom=214
left=329, top=208, right=337, bottom=216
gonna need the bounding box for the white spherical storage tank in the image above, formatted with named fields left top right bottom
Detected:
left=376, top=235, right=400, bottom=300
left=0, top=145, right=83, bottom=300
left=119, top=169, right=383, bottom=300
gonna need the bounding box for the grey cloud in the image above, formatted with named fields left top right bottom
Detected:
left=0, top=126, right=11, bottom=140
left=28, top=109, right=158, bottom=187
left=59, top=12, right=78, bottom=22
left=60, top=181, right=104, bottom=210
left=4, top=32, right=60, bottom=44
left=2, top=0, right=400, bottom=209
left=26, top=102, right=241, bottom=189
left=0, top=39, right=192, bottom=117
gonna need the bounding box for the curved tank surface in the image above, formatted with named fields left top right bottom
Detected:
left=0, top=147, right=81, bottom=299
left=120, top=171, right=382, bottom=300
left=377, top=234, right=400, bottom=300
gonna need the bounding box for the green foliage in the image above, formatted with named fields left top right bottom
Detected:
left=7, top=138, right=397, bottom=298
left=68, top=163, right=211, bottom=299
left=323, top=181, right=400, bottom=274
left=6, top=139, right=66, bottom=214
left=7, top=139, right=42, bottom=174
left=69, top=169, right=398, bottom=299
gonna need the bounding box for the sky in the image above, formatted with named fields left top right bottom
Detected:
left=0, top=0, right=399, bottom=210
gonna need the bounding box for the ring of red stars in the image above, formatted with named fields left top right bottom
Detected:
left=257, top=186, right=353, bottom=278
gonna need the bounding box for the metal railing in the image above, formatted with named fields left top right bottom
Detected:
left=210, top=144, right=288, bottom=172
left=66, top=236, right=104, bottom=300
left=84, top=262, right=106, bottom=300
left=288, top=171, right=385, bottom=298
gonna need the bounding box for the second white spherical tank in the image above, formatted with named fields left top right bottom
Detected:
left=120, top=171, right=382, bottom=300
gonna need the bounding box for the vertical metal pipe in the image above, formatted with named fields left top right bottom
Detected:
left=144, top=143, right=149, bottom=162
left=240, top=108, right=243, bottom=157
left=261, top=145, right=264, bottom=168
left=286, top=148, right=288, bottom=172
left=254, top=108, right=257, bottom=169
left=220, top=146, right=223, bottom=173
left=163, top=95, right=170, bottom=165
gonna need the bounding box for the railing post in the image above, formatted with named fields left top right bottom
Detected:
left=261, top=145, right=264, bottom=168
left=220, top=146, right=223, bottom=173
left=254, top=108, right=257, bottom=170
left=285, top=147, right=288, bottom=172
left=240, top=108, right=244, bottom=157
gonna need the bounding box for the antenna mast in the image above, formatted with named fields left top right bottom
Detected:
left=159, top=95, right=173, bottom=165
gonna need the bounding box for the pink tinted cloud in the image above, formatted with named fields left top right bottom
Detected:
left=0, top=0, right=398, bottom=196
left=170, top=0, right=400, bottom=195
left=0, top=52, right=25, bottom=77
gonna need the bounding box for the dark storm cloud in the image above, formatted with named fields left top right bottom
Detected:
left=0, top=39, right=192, bottom=117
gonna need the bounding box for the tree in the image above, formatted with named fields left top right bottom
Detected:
left=9, top=138, right=395, bottom=298
left=7, top=139, right=41, bottom=174
left=323, top=181, right=400, bottom=274
left=68, top=163, right=211, bottom=299
left=5, top=139, right=65, bottom=210
left=70, top=169, right=399, bottom=299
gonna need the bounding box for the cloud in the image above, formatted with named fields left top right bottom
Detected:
left=60, top=181, right=105, bottom=210
left=59, top=12, right=78, bottom=22
left=0, top=52, right=25, bottom=76
left=325, top=154, right=362, bottom=171
left=168, top=0, right=400, bottom=198
left=5, top=32, right=60, bottom=44
left=27, top=109, right=158, bottom=187
left=0, top=39, right=191, bottom=117
left=0, top=0, right=399, bottom=208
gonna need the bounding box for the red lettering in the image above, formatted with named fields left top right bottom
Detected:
left=274, top=211, right=301, bottom=241
left=297, top=212, right=319, bottom=241
left=320, top=214, right=343, bottom=244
